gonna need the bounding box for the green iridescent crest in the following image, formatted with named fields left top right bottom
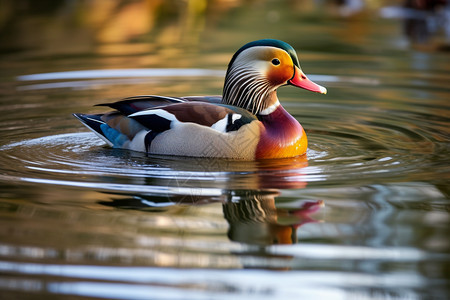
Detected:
left=227, top=39, right=300, bottom=69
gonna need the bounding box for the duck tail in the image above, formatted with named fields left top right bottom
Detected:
left=73, top=113, right=114, bottom=147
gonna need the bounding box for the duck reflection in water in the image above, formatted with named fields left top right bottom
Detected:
left=223, top=191, right=323, bottom=245
left=99, top=190, right=323, bottom=246
left=97, top=152, right=323, bottom=245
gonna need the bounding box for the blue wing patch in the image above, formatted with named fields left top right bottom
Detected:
left=100, top=123, right=129, bottom=147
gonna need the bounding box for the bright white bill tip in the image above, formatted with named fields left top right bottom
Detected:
left=319, top=85, right=327, bottom=94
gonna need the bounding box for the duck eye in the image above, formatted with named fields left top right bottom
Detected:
left=271, top=58, right=280, bottom=66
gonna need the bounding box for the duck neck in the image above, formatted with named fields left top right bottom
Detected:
left=255, top=101, right=306, bottom=159
left=221, top=68, right=277, bottom=115
left=256, top=100, right=299, bottom=130
left=256, top=97, right=303, bottom=145
left=257, top=92, right=280, bottom=116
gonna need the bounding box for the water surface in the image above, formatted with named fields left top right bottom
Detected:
left=0, top=1, right=449, bottom=299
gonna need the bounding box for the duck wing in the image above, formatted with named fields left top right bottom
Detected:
left=95, top=95, right=223, bottom=116
left=74, top=98, right=256, bottom=154
left=128, top=101, right=256, bottom=133
left=95, top=95, right=185, bottom=116
left=181, top=95, right=222, bottom=104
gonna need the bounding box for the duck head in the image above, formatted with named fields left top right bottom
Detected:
left=222, top=39, right=326, bottom=115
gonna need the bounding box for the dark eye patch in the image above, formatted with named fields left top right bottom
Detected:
left=271, top=58, right=280, bottom=66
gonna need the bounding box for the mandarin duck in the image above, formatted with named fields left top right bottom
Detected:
left=74, top=39, right=326, bottom=159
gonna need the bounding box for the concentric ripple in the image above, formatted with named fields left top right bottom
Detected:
left=0, top=97, right=444, bottom=195
left=0, top=68, right=447, bottom=204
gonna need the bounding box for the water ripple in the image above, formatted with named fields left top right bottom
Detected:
left=0, top=259, right=444, bottom=300
left=0, top=104, right=444, bottom=194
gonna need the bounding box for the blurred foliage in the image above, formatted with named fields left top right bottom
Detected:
left=2, top=0, right=438, bottom=55
left=0, top=0, right=448, bottom=75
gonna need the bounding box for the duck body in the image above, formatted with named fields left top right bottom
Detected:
left=74, top=39, right=326, bottom=160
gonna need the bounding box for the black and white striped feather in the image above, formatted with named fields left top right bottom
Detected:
left=222, top=65, right=272, bottom=115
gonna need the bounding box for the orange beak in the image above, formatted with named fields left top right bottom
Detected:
left=288, top=66, right=327, bottom=94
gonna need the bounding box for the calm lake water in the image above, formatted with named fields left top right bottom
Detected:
left=0, top=1, right=449, bottom=299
